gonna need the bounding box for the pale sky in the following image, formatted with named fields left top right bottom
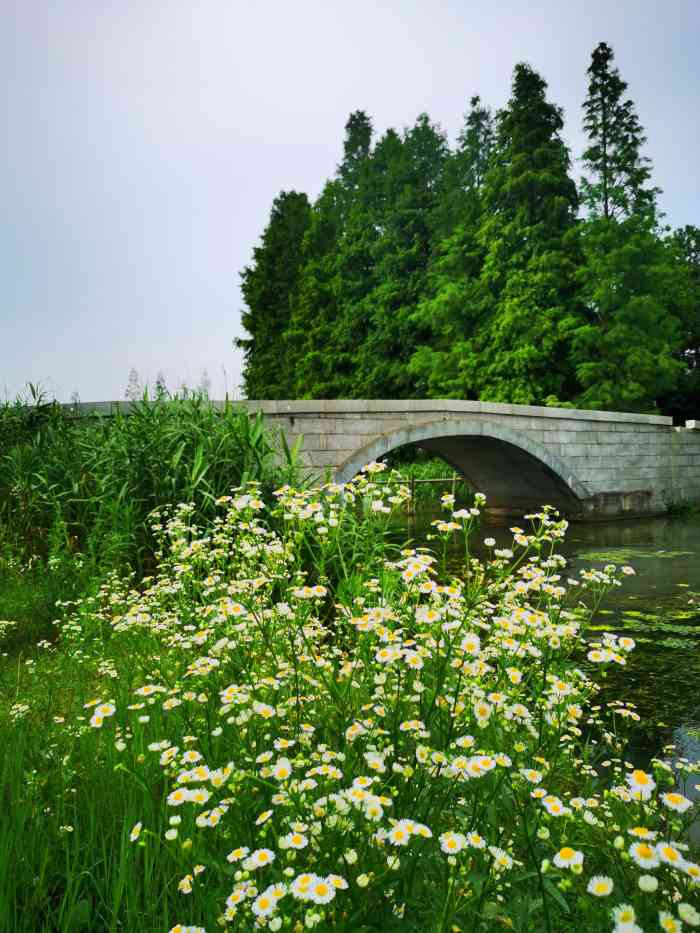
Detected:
left=2, top=0, right=698, bottom=402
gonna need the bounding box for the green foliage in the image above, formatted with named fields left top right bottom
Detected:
left=454, top=64, right=583, bottom=404
left=408, top=97, right=493, bottom=397
left=238, top=46, right=699, bottom=417
left=380, top=452, right=473, bottom=504
left=0, top=525, right=96, bottom=653
left=354, top=114, right=450, bottom=397
left=237, top=191, right=311, bottom=398
left=571, top=216, right=686, bottom=411
left=581, top=42, right=658, bottom=221
left=0, top=394, right=301, bottom=577
left=660, top=225, right=700, bottom=421
left=286, top=181, right=347, bottom=398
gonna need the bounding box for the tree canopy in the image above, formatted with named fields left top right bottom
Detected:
left=237, top=46, right=699, bottom=419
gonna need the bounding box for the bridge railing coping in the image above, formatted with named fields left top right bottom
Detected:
left=57, top=399, right=674, bottom=426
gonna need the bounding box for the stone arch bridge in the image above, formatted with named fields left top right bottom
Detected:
left=242, top=399, right=700, bottom=519
left=78, top=399, right=700, bottom=518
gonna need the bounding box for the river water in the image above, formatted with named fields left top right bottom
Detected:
left=403, top=511, right=700, bottom=766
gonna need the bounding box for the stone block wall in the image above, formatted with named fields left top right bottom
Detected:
left=242, top=400, right=700, bottom=517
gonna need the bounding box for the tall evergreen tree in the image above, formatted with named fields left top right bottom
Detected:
left=455, top=64, right=583, bottom=404
left=125, top=368, right=143, bottom=401
left=456, top=95, right=494, bottom=193
left=337, top=111, right=373, bottom=196
left=673, top=225, right=700, bottom=375
left=155, top=370, right=168, bottom=399
left=572, top=217, right=685, bottom=410
left=580, top=42, right=658, bottom=220
left=326, top=113, right=379, bottom=396
left=409, top=97, right=494, bottom=396
left=286, top=181, right=346, bottom=397
left=572, top=43, right=685, bottom=411
left=238, top=191, right=311, bottom=398
left=355, top=115, right=449, bottom=397
left=429, top=96, right=494, bottom=240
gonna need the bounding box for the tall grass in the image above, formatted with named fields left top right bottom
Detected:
left=0, top=391, right=305, bottom=653
left=0, top=392, right=303, bottom=572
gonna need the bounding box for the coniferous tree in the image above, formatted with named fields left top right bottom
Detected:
left=286, top=181, right=345, bottom=397
left=327, top=113, right=379, bottom=396
left=572, top=43, right=685, bottom=411
left=572, top=220, right=685, bottom=410
left=155, top=371, right=168, bottom=399
left=581, top=42, right=659, bottom=221
left=409, top=97, right=494, bottom=396
left=673, top=225, right=700, bottom=375
left=197, top=369, right=212, bottom=399
left=338, top=111, right=373, bottom=197
left=356, top=115, right=449, bottom=397
left=456, top=96, right=494, bottom=194
left=288, top=114, right=376, bottom=398
left=237, top=53, right=694, bottom=415
left=238, top=191, right=311, bottom=398
left=456, top=64, right=583, bottom=404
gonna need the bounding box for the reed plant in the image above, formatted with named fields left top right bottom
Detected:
left=2, top=465, right=698, bottom=932
left=0, top=391, right=304, bottom=571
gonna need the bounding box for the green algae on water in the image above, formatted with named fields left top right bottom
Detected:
left=577, top=547, right=695, bottom=562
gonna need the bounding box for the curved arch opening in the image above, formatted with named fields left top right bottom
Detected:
left=335, top=419, right=590, bottom=517
left=381, top=444, right=475, bottom=508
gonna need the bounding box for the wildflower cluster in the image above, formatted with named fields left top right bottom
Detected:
left=51, top=470, right=699, bottom=930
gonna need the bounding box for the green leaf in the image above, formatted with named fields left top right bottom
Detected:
left=543, top=878, right=570, bottom=915
left=64, top=899, right=92, bottom=931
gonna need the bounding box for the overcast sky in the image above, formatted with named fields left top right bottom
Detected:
left=2, top=0, right=699, bottom=402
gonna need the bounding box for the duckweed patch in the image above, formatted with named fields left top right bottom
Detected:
left=578, top=548, right=696, bottom=562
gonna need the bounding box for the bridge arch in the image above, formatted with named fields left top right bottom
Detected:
left=335, top=418, right=592, bottom=514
